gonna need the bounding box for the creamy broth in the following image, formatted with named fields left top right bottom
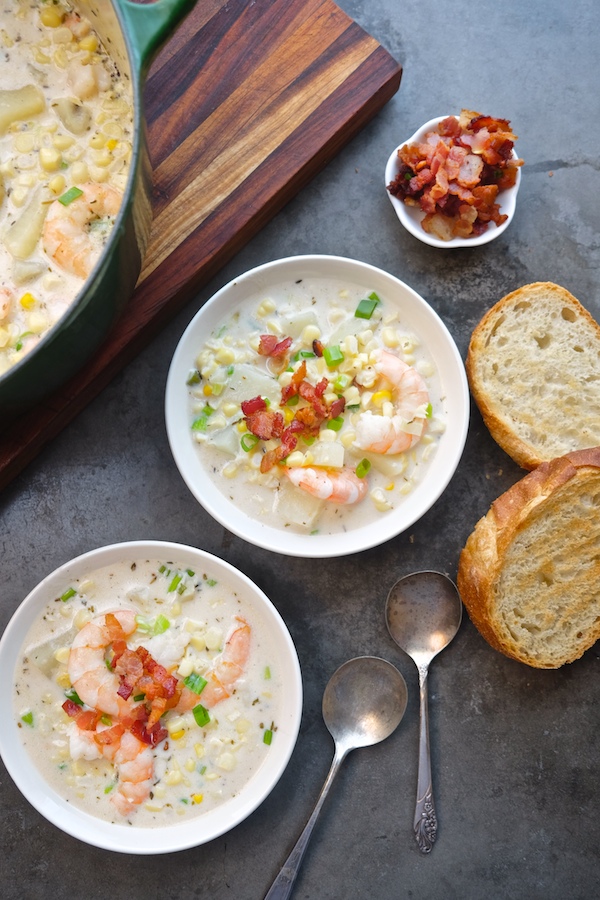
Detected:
left=0, top=1, right=133, bottom=375
left=14, top=557, right=282, bottom=826
left=187, top=277, right=446, bottom=535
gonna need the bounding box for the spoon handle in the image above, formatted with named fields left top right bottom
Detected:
left=264, top=749, right=346, bottom=900
left=414, top=665, right=437, bottom=853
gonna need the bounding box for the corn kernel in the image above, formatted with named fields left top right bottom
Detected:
left=89, top=132, right=107, bottom=150
left=236, top=420, right=247, bottom=433
left=27, top=311, right=49, bottom=334
left=194, top=743, right=205, bottom=759
left=167, top=716, right=186, bottom=735
left=39, top=147, right=62, bottom=172
left=190, top=634, right=207, bottom=652
left=221, top=402, right=238, bottom=417
left=53, top=647, right=70, bottom=664
left=283, top=406, right=295, bottom=424
left=184, top=758, right=196, bottom=772
left=256, top=298, right=275, bottom=316
left=301, top=324, right=321, bottom=344
left=56, top=671, right=71, bottom=689
left=19, top=292, right=36, bottom=310
left=285, top=451, right=305, bottom=467
left=222, top=461, right=238, bottom=479
left=164, top=770, right=183, bottom=786
left=40, top=8, right=62, bottom=28
left=14, top=133, right=35, bottom=153
left=48, top=174, right=66, bottom=194
left=215, top=347, right=235, bottom=365
left=79, top=34, right=98, bottom=52
left=71, top=161, right=89, bottom=182
left=385, top=482, right=395, bottom=491
left=105, top=138, right=118, bottom=151
left=382, top=326, right=400, bottom=348
left=177, top=657, right=195, bottom=678
left=170, top=730, right=185, bottom=741
left=192, top=793, right=204, bottom=804
left=53, top=133, right=74, bottom=151
left=74, top=608, right=91, bottom=629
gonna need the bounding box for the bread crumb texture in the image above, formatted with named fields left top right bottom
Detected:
left=457, top=450, right=600, bottom=668
left=466, top=282, right=600, bottom=468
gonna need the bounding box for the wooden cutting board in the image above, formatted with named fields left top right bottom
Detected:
left=0, top=0, right=402, bottom=490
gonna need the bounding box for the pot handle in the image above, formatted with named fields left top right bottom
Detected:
left=115, top=0, right=197, bottom=73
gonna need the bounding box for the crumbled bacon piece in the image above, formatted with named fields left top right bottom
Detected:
left=241, top=395, right=266, bottom=416
left=258, top=334, right=293, bottom=357
left=387, top=109, right=523, bottom=240
left=245, top=408, right=285, bottom=441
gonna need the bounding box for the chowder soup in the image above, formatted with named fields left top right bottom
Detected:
left=14, top=556, right=283, bottom=826
left=0, top=0, right=133, bottom=375
left=184, top=276, right=446, bottom=535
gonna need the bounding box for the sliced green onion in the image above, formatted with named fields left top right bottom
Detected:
left=346, top=403, right=360, bottom=412
left=104, top=782, right=116, bottom=794
left=425, top=402, right=433, bottom=418
left=302, top=435, right=316, bottom=446
left=186, top=369, right=201, bottom=385
left=356, top=458, right=371, bottom=479
left=323, top=345, right=344, bottom=368
left=354, top=297, right=378, bottom=319
left=100, top=714, right=112, bottom=726
left=199, top=765, right=207, bottom=775
left=64, top=689, right=84, bottom=706
left=184, top=673, right=208, bottom=695
left=226, top=365, right=234, bottom=376
left=158, top=564, right=169, bottom=574
left=264, top=666, right=271, bottom=680
left=292, top=349, right=316, bottom=362
left=263, top=729, right=273, bottom=745
left=58, top=186, right=83, bottom=206
left=133, top=693, right=145, bottom=702
left=135, top=615, right=151, bottom=633
left=286, top=394, right=300, bottom=406
left=327, top=416, right=344, bottom=432
left=168, top=574, right=182, bottom=593
left=153, top=614, right=171, bottom=634
left=186, top=569, right=195, bottom=577
left=60, top=587, right=77, bottom=602
left=192, top=704, right=210, bottom=727
left=333, top=373, right=351, bottom=392
left=191, top=405, right=215, bottom=432
left=206, top=578, right=217, bottom=587
left=21, top=711, right=34, bottom=726
left=241, top=433, right=260, bottom=452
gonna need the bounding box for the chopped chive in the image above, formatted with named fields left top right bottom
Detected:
left=292, top=349, right=316, bottom=362
left=192, top=704, right=210, bottom=727
left=60, top=587, right=77, bottom=602
left=263, top=729, right=273, bottom=745
left=425, top=402, right=433, bottom=418
left=199, top=765, right=207, bottom=775
left=133, top=693, right=145, bottom=702
left=241, top=433, right=260, bottom=452
left=226, top=365, right=234, bottom=376
left=64, top=689, right=83, bottom=706
left=356, top=458, right=371, bottom=479
left=104, top=782, right=116, bottom=794
left=186, top=369, right=201, bottom=385
left=323, top=345, right=344, bottom=368
left=58, top=186, right=83, bottom=206
left=264, top=666, right=271, bottom=680
left=326, top=415, right=344, bottom=432
left=184, top=673, right=208, bottom=695
left=21, top=711, right=34, bottom=726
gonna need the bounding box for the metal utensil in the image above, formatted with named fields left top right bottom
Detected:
left=385, top=571, right=462, bottom=853
left=264, top=656, right=408, bottom=900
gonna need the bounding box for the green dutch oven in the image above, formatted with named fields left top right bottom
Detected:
left=0, top=0, right=196, bottom=423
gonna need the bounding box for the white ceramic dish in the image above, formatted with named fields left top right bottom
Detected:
left=165, top=255, right=469, bottom=558
left=385, top=115, right=522, bottom=249
left=0, top=541, right=302, bottom=854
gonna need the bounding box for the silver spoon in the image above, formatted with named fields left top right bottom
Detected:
left=385, top=571, right=462, bottom=854
left=264, top=656, right=408, bottom=900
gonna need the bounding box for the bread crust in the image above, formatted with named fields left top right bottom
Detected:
left=466, top=282, right=600, bottom=469
left=457, top=448, right=600, bottom=667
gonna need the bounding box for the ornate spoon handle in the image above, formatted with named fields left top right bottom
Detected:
left=414, top=664, right=437, bottom=853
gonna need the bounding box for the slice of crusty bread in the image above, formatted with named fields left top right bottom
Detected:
left=457, top=448, right=600, bottom=668
left=466, top=282, right=600, bottom=469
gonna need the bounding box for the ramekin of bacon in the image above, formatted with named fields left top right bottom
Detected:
left=385, top=110, right=523, bottom=247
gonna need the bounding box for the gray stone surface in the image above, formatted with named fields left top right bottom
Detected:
left=2, top=0, right=600, bottom=897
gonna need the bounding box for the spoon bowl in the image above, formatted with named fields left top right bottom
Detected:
left=385, top=571, right=462, bottom=853
left=265, top=657, right=408, bottom=899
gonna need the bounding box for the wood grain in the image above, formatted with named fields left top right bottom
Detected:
left=0, top=0, right=402, bottom=491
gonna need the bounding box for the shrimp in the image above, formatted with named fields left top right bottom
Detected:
left=111, top=731, right=154, bottom=817
left=68, top=721, right=154, bottom=817
left=283, top=465, right=368, bottom=505
left=42, top=183, right=122, bottom=278
left=178, top=617, right=251, bottom=710
left=68, top=609, right=137, bottom=718
left=354, top=348, right=430, bottom=455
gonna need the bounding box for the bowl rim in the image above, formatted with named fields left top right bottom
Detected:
left=165, top=254, right=470, bottom=558
left=384, top=114, right=522, bottom=249
left=0, top=540, right=303, bottom=854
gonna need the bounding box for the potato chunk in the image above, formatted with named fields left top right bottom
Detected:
left=0, top=84, right=44, bottom=132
